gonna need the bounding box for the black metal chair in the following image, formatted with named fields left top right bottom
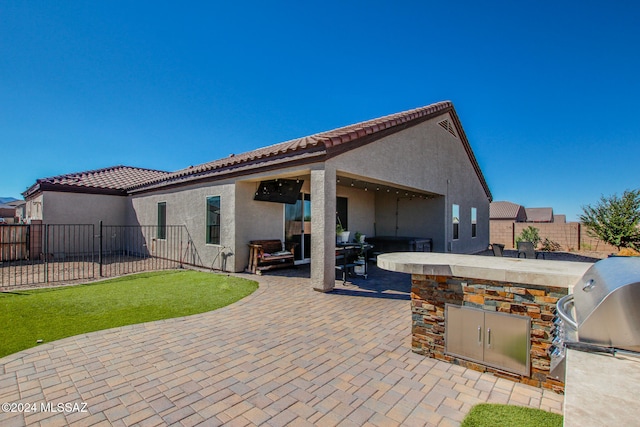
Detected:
left=491, top=243, right=505, bottom=257
left=517, top=241, right=542, bottom=259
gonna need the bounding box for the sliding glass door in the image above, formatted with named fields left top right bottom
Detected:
left=285, top=193, right=311, bottom=262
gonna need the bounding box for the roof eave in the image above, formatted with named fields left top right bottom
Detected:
left=128, top=150, right=327, bottom=195
left=29, top=182, right=127, bottom=197
left=448, top=108, right=493, bottom=202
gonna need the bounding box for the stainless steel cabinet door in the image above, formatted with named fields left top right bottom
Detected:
left=445, top=305, right=485, bottom=363
left=484, top=311, right=530, bottom=376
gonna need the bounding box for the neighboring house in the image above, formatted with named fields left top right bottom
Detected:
left=554, top=214, right=566, bottom=224
left=490, top=201, right=527, bottom=222
left=0, top=204, right=15, bottom=223
left=489, top=201, right=527, bottom=246
left=23, top=101, right=493, bottom=291
left=489, top=201, right=601, bottom=251
left=6, top=200, right=26, bottom=223
left=490, top=202, right=558, bottom=225
left=524, top=207, right=554, bottom=223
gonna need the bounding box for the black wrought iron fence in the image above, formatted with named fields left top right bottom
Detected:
left=0, top=222, right=198, bottom=289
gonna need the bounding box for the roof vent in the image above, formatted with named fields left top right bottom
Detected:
left=438, top=119, right=457, bottom=138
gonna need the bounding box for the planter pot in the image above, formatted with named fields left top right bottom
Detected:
left=340, top=231, right=350, bottom=243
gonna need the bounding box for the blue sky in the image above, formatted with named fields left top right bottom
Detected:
left=1, top=1, right=638, bottom=221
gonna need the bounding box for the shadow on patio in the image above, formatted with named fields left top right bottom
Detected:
left=256, top=262, right=412, bottom=300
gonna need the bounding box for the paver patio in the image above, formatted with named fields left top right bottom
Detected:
left=0, top=266, right=563, bottom=426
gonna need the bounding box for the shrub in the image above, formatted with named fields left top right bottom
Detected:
left=540, top=238, right=562, bottom=252
left=516, top=226, right=541, bottom=247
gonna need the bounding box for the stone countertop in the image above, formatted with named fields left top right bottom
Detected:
left=564, top=349, right=640, bottom=426
left=377, top=252, right=593, bottom=288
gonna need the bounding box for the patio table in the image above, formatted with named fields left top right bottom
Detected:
left=335, top=243, right=373, bottom=282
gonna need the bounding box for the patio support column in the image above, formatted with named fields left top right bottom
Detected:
left=310, top=166, right=336, bottom=292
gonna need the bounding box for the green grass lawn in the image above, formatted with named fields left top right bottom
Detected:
left=0, top=270, right=258, bottom=358
left=462, top=403, right=563, bottom=427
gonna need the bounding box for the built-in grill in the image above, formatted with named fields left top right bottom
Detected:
left=550, top=256, right=640, bottom=380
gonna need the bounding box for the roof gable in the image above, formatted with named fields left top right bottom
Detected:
left=129, top=101, right=492, bottom=200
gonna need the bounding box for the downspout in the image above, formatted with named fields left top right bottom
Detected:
left=446, top=179, right=451, bottom=252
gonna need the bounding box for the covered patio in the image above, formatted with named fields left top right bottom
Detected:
left=236, top=168, right=445, bottom=292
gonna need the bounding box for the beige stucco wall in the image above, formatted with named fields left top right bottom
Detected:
left=328, top=113, right=490, bottom=254
left=25, top=193, right=44, bottom=222
left=336, top=185, right=376, bottom=238
left=130, top=180, right=238, bottom=271
left=373, top=192, right=445, bottom=248
left=38, top=192, right=128, bottom=227
left=130, top=168, right=323, bottom=273
left=234, top=180, right=296, bottom=270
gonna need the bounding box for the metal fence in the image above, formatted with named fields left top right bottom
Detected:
left=0, top=222, right=198, bottom=289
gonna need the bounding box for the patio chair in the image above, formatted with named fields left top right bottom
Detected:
left=491, top=243, right=505, bottom=257
left=517, top=241, right=541, bottom=259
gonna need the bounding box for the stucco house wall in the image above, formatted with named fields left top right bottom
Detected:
left=25, top=194, right=44, bottom=222
left=36, top=192, right=128, bottom=227
left=129, top=180, right=242, bottom=270
left=328, top=112, right=490, bottom=254
left=373, top=193, right=445, bottom=247
left=335, top=184, right=376, bottom=238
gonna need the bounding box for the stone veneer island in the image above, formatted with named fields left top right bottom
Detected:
left=378, top=253, right=592, bottom=393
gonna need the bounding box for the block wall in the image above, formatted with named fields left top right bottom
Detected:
left=490, top=221, right=618, bottom=253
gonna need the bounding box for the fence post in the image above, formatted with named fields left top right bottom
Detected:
left=43, top=224, right=48, bottom=283
left=577, top=222, right=581, bottom=251
left=99, top=220, right=103, bottom=277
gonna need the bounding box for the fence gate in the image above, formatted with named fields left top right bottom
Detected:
left=0, top=222, right=191, bottom=289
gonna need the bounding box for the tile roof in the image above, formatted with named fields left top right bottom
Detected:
left=128, top=101, right=492, bottom=199
left=525, top=207, right=554, bottom=223
left=24, top=101, right=492, bottom=201
left=490, top=201, right=526, bottom=220
left=23, top=166, right=170, bottom=197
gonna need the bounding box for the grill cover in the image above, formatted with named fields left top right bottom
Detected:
left=573, top=257, right=640, bottom=352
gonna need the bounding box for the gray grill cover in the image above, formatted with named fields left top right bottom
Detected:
left=573, top=257, right=640, bottom=352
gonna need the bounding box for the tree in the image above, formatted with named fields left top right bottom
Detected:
left=580, top=189, right=640, bottom=251
left=516, top=226, right=541, bottom=247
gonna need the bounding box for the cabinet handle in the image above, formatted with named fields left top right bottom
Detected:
left=478, top=326, right=482, bottom=344
left=487, top=328, right=491, bottom=347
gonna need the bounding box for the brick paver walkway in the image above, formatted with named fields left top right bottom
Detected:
left=0, top=267, right=563, bottom=426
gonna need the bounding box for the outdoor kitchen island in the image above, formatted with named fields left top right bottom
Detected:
left=377, top=252, right=592, bottom=393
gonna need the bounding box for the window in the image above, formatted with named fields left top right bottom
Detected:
left=452, top=204, right=459, bottom=240
left=206, top=196, right=221, bottom=245
left=336, top=197, right=348, bottom=231
left=157, top=202, right=166, bottom=239
left=471, top=207, right=477, bottom=238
